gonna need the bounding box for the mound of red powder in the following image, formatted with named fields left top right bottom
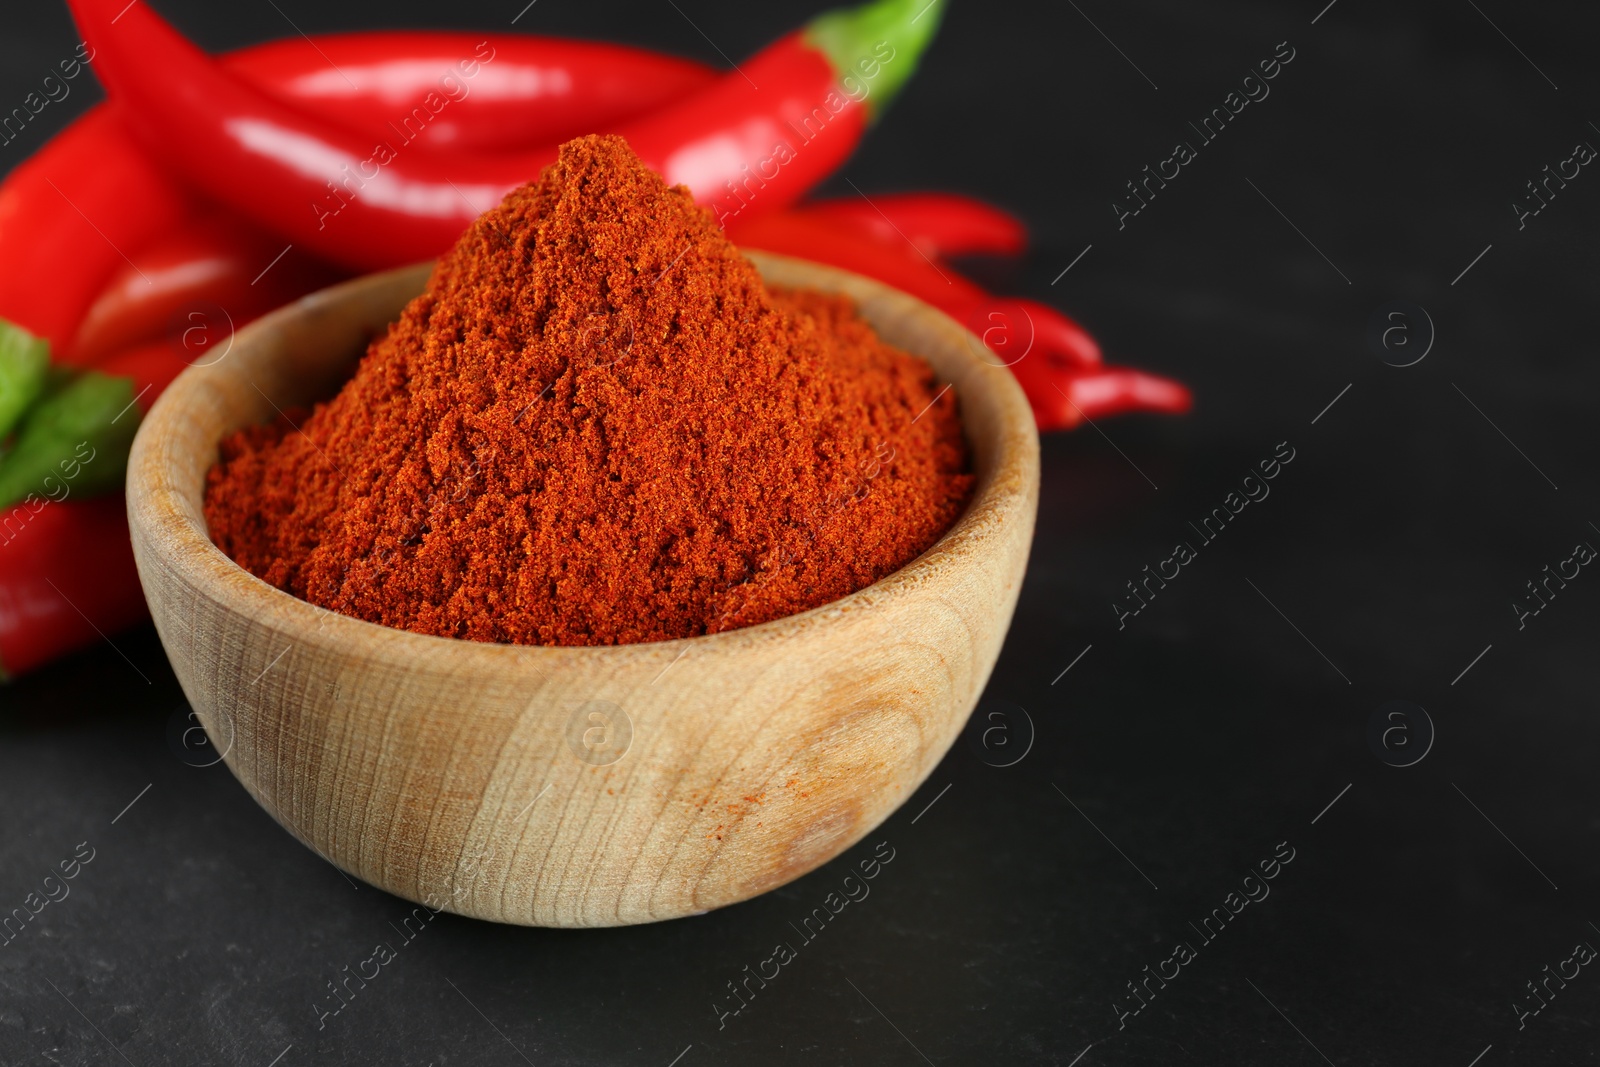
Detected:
left=204, top=134, right=971, bottom=646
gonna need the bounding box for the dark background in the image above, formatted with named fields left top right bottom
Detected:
left=4, top=0, right=1600, bottom=1063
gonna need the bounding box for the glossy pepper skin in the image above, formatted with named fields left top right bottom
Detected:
left=0, top=493, right=145, bottom=680
left=796, top=193, right=1028, bottom=259
left=625, top=32, right=868, bottom=232
left=730, top=210, right=989, bottom=306
left=225, top=31, right=716, bottom=154
left=729, top=212, right=1084, bottom=357
left=0, top=106, right=190, bottom=359
left=66, top=210, right=340, bottom=366
left=68, top=0, right=943, bottom=270
left=97, top=340, right=192, bottom=411
left=4, top=29, right=718, bottom=364
left=731, top=211, right=1191, bottom=428
left=1011, top=360, right=1193, bottom=429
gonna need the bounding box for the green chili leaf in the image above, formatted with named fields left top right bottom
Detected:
left=0, top=317, right=50, bottom=441
left=0, top=371, right=140, bottom=511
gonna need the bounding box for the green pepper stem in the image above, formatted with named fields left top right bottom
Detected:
left=0, top=317, right=50, bottom=441
left=0, top=371, right=139, bottom=511
left=805, top=0, right=946, bottom=122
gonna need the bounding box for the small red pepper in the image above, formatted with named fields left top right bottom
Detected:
left=730, top=212, right=1092, bottom=361
left=0, top=105, right=190, bottom=359
left=69, top=0, right=943, bottom=270
left=1007, top=360, right=1192, bottom=430
left=732, top=210, right=1190, bottom=429
left=0, top=339, right=190, bottom=681
left=225, top=31, right=716, bottom=154
left=730, top=210, right=990, bottom=307
left=24, top=29, right=716, bottom=366
left=947, top=297, right=1101, bottom=369
left=96, top=339, right=194, bottom=407
left=795, top=193, right=1028, bottom=259
left=66, top=210, right=340, bottom=366
left=0, top=493, right=146, bottom=681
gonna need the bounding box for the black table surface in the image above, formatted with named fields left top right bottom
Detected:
left=5, top=0, right=1600, bottom=1063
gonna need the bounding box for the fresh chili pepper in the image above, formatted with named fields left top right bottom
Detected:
left=0, top=338, right=191, bottom=680
left=975, top=304, right=1188, bottom=427
left=67, top=210, right=340, bottom=365
left=6, top=15, right=856, bottom=361
left=12, top=26, right=718, bottom=364
left=731, top=210, right=1189, bottom=429
left=225, top=31, right=716, bottom=154
left=1008, top=359, right=1192, bottom=430
left=796, top=193, right=1027, bottom=259
left=626, top=0, right=943, bottom=229
left=729, top=211, right=1096, bottom=363
left=730, top=210, right=990, bottom=307
left=950, top=296, right=1101, bottom=369
left=36, top=37, right=707, bottom=364
left=97, top=340, right=190, bottom=410
left=68, top=0, right=943, bottom=270
left=0, top=105, right=191, bottom=359
left=0, top=492, right=145, bottom=681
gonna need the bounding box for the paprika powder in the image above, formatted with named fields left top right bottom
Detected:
left=204, top=135, right=972, bottom=646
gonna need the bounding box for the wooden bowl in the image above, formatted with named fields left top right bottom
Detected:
left=126, top=251, right=1039, bottom=927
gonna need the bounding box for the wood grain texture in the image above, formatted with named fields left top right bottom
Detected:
left=126, top=251, right=1040, bottom=927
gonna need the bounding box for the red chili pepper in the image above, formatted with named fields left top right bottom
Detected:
left=795, top=193, right=1027, bottom=259
left=946, top=296, right=1101, bottom=369
left=730, top=212, right=1094, bottom=362
left=0, top=105, right=190, bottom=359
left=68, top=0, right=942, bottom=270
left=0, top=338, right=197, bottom=680
left=66, top=210, right=340, bottom=366
left=974, top=322, right=1189, bottom=429
left=959, top=298, right=1189, bottom=427
left=732, top=210, right=1190, bottom=429
left=1008, top=360, right=1192, bottom=430
left=97, top=340, right=194, bottom=407
left=225, top=31, right=716, bottom=154
left=730, top=211, right=990, bottom=307
left=0, top=493, right=146, bottom=681
left=35, top=30, right=713, bottom=366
